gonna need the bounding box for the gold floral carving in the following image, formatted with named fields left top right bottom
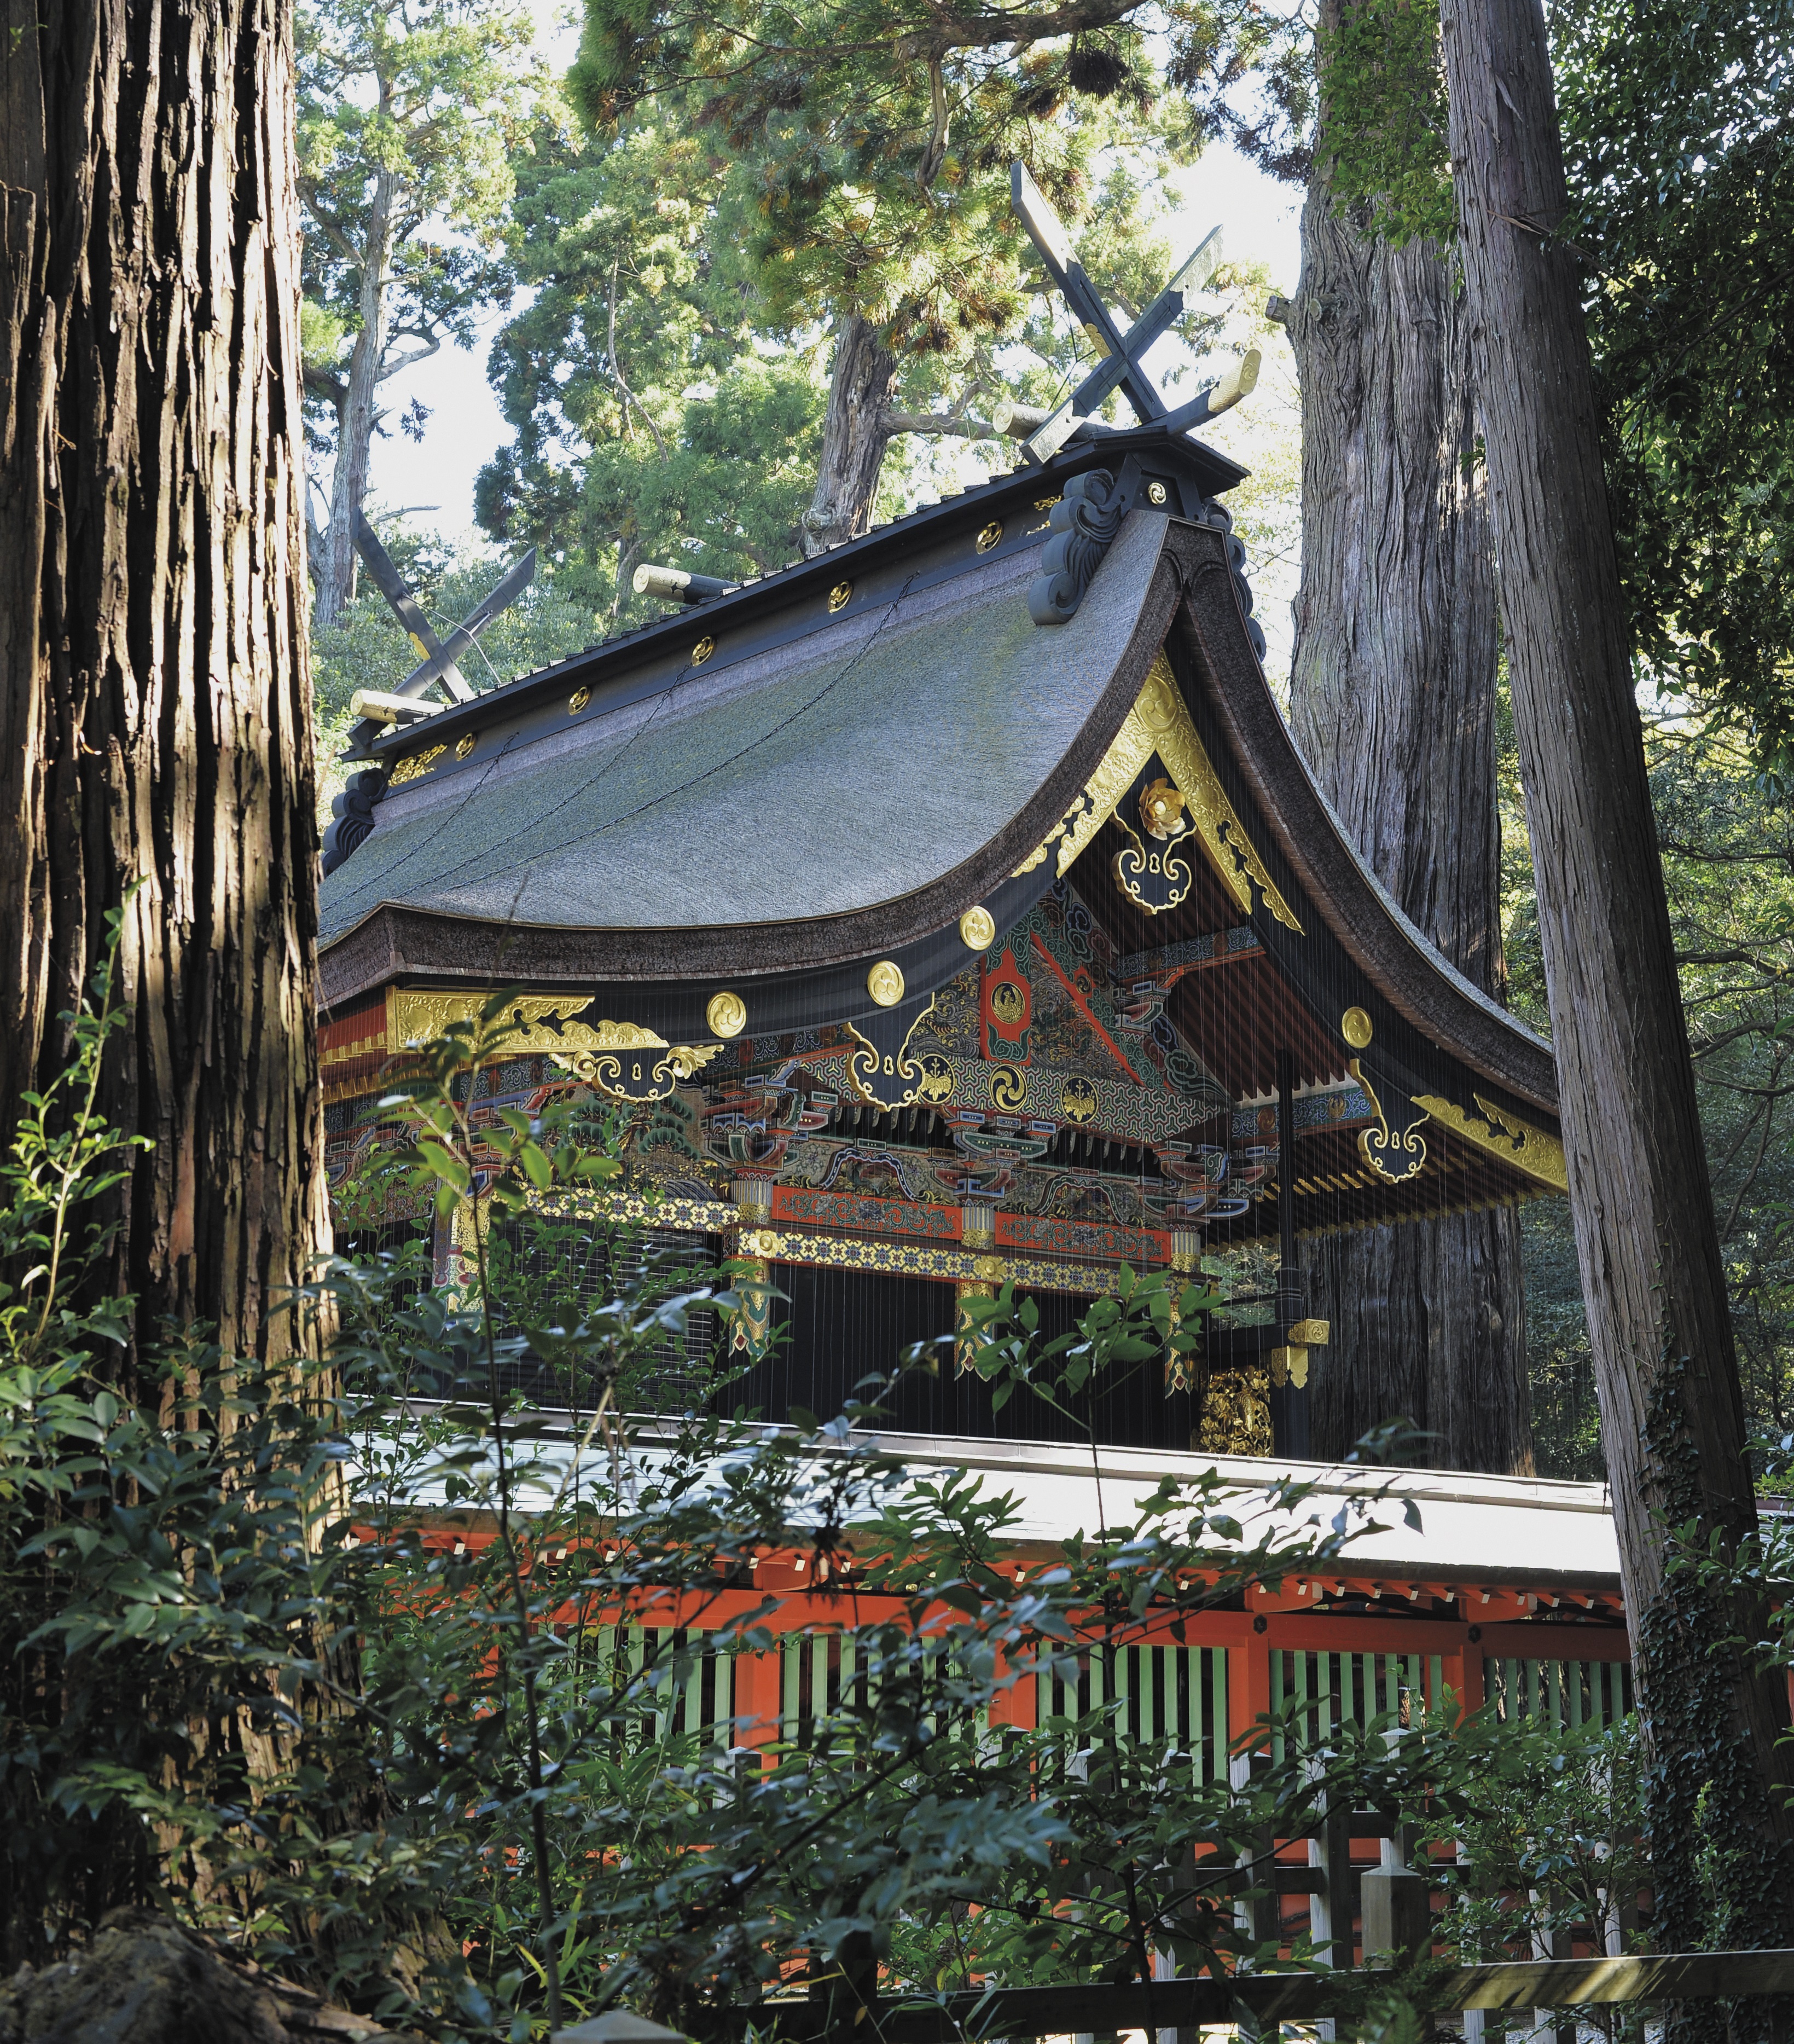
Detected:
left=1197, top=1363, right=1273, bottom=1456
left=1060, top=1075, right=1098, bottom=1124
left=389, top=743, right=448, bottom=788
left=1009, top=652, right=1304, bottom=935
left=1412, top=1091, right=1569, bottom=1193
left=387, top=991, right=721, bottom=1101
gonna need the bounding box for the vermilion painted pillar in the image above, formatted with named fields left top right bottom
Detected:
left=1231, top=1625, right=1274, bottom=1755
left=733, top=1648, right=783, bottom=1760
left=1440, top=1640, right=1485, bottom=1722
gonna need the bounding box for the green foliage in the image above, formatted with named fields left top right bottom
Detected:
left=1423, top=1712, right=1648, bottom=1971
left=298, top=0, right=544, bottom=484
left=2, top=965, right=1413, bottom=2035
left=479, top=3, right=1269, bottom=618
left=1309, top=0, right=1794, bottom=763
left=6, top=957, right=1682, bottom=2035
left=1555, top=0, right=1794, bottom=773
left=1314, top=0, right=1452, bottom=246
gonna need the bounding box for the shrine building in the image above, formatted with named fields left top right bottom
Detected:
left=314, top=401, right=1631, bottom=1787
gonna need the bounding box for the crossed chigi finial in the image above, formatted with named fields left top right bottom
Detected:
left=1003, top=162, right=1257, bottom=466
left=340, top=511, right=536, bottom=757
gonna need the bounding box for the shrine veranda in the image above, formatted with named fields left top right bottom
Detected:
left=316, top=409, right=1630, bottom=1747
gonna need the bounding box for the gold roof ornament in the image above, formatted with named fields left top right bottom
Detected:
left=867, top=960, right=905, bottom=1007
left=959, top=905, right=996, bottom=950
left=706, top=991, right=747, bottom=1039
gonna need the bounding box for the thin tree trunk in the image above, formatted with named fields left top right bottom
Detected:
left=315, top=166, right=394, bottom=629
left=1441, top=0, right=1794, bottom=1971
left=801, top=312, right=899, bottom=556
left=1285, top=89, right=1532, bottom=1474
left=0, top=0, right=328, bottom=1369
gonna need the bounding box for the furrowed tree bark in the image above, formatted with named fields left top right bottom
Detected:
left=802, top=312, right=900, bottom=555
left=1285, top=70, right=1532, bottom=1475
left=1441, top=0, right=1794, bottom=1977
left=0, top=0, right=328, bottom=1370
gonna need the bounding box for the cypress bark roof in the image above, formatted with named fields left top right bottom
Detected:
left=318, top=512, right=1170, bottom=948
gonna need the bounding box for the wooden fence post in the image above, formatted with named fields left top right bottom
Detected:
left=1361, top=1822, right=1430, bottom=1962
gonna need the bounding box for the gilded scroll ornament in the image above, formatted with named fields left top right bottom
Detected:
left=553, top=1039, right=724, bottom=1101
left=387, top=990, right=721, bottom=1102
left=1351, top=1057, right=1430, bottom=1185
left=388, top=743, right=448, bottom=788
left=1010, top=653, right=1303, bottom=935
left=1411, top=1091, right=1570, bottom=1193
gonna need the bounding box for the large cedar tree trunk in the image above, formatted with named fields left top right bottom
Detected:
left=313, top=167, right=395, bottom=629
left=801, top=312, right=900, bottom=556
left=1285, top=143, right=1532, bottom=1474
left=0, top=0, right=328, bottom=1370
left=1441, top=0, right=1794, bottom=1968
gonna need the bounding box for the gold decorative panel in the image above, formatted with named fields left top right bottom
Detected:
left=387, top=991, right=722, bottom=1103
left=1412, top=1091, right=1569, bottom=1193
left=1012, top=652, right=1303, bottom=934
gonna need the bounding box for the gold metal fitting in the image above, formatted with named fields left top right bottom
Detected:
left=455, top=733, right=477, bottom=760
left=866, top=960, right=905, bottom=1007
left=691, top=635, right=716, bottom=666
left=959, top=905, right=996, bottom=950
left=1147, top=481, right=1168, bottom=506
left=707, top=991, right=747, bottom=1039
left=1342, top=1006, right=1373, bottom=1050
left=975, top=520, right=1003, bottom=553
left=828, top=581, right=852, bottom=612
left=568, top=686, right=591, bottom=714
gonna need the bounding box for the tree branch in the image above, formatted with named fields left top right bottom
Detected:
left=304, top=363, right=347, bottom=411
left=879, top=408, right=998, bottom=439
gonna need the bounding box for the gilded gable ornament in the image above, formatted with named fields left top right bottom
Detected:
left=1351, top=1058, right=1430, bottom=1185
left=387, top=990, right=721, bottom=1104
left=1011, top=653, right=1303, bottom=933
left=1411, top=1090, right=1569, bottom=1192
